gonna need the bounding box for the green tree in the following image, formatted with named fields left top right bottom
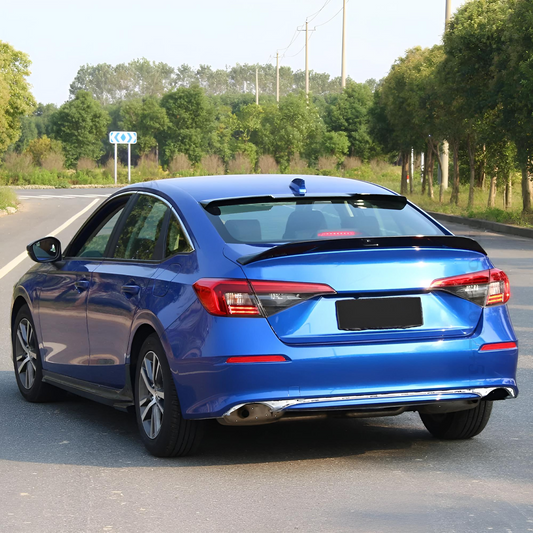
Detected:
left=51, top=90, right=110, bottom=167
left=326, top=81, right=376, bottom=160
left=0, top=41, right=36, bottom=154
left=25, top=135, right=63, bottom=166
left=258, top=93, right=324, bottom=171
left=443, top=0, right=513, bottom=208
left=120, top=97, right=169, bottom=160
left=159, top=86, right=214, bottom=164
left=499, top=0, right=533, bottom=211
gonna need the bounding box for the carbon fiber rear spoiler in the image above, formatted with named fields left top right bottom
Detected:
left=237, top=236, right=487, bottom=265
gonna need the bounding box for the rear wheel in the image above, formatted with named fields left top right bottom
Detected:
left=135, top=334, right=204, bottom=457
left=419, top=401, right=493, bottom=440
left=12, top=306, right=60, bottom=402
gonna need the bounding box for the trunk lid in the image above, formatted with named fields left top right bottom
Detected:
left=233, top=246, right=492, bottom=345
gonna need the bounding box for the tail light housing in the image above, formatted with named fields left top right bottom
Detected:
left=193, top=278, right=336, bottom=317
left=430, top=269, right=510, bottom=307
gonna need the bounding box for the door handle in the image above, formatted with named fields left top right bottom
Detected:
left=75, top=279, right=90, bottom=292
left=121, top=283, right=140, bottom=296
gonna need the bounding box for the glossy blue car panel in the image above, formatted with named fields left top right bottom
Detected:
left=12, top=175, right=519, bottom=420
left=37, top=260, right=100, bottom=380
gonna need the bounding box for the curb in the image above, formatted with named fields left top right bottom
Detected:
left=0, top=205, right=18, bottom=218
left=428, top=211, right=533, bottom=240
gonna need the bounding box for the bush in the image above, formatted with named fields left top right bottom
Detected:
left=200, top=154, right=224, bottom=175
left=136, top=154, right=159, bottom=180
left=343, top=156, right=362, bottom=171
left=318, top=155, right=338, bottom=175
left=289, top=154, right=308, bottom=175
left=2, top=152, right=34, bottom=174
left=257, top=155, right=279, bottom=174
left=77, top=157, right=97, bottom=171
left=168, top=153, right=192, bottom=174
left=25, top=136, right=63, bottom=167
left=41, top=152, right=65, bottom=172
left=369, top=158, right=391, bottom=174
left=227, top=153, right=253, bottom=175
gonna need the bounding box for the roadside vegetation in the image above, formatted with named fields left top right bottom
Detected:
left=0, top=187, right=18, bottom=211
left=1, top=0, right=533, bottom=227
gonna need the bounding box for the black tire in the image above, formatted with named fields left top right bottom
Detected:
left=419, top=401, right=493, bottom=440
left=12, top=305, right=60, bottom=402
left=134, top=334, right=204, bottom=457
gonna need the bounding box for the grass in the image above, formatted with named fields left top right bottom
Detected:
left=0, top=187, right=18, bottom=211
left=351, top=164, right=533, bottom=229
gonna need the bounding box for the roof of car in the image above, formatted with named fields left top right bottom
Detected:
left=134, top=174, right=394, bottom=203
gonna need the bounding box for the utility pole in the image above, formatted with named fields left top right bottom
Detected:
left=305, top=21, right=309, bottom=96
left=445, top=0, right=452, bottom=30
left=298, top=22, right=315, bottom=97
left=439, top=0, right=452, bottom=190
left=255, top=68, right=259, bottom=105
left=276, top=52, right=280, bottom=103
left=341, top=0, right=347, bottom=88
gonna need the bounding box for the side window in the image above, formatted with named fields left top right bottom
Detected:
left=66, top=195, right=131, bottom=258
left=166, top=215, right=193, bottom=257
left=114, top=195, right=168, bottom=260
left=78, top=208, right=125, bottom=258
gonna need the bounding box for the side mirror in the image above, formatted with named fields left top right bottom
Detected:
left=27, top=237, right=62, bottom=263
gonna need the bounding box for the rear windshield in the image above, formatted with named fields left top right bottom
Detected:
left=205, top=197, right=444, bottom=244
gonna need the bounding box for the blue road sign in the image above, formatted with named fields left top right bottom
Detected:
left=109, top=131, right=137, bottom=144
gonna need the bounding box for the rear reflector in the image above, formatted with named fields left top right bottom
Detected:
left=193, top=278, right=335, bottom=317
left=430, top=269, right=510, bottom=307
left=226, top=355, right=288, bottom=363
left=480, top=342, right=517, bottom=351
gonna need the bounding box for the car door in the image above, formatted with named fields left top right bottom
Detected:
left=85, top=193, right=170, bottom=389
left=38, top=194, right=132, bottom=380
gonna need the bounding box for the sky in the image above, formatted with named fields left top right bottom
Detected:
left=0, top=0, right=467, bottom=106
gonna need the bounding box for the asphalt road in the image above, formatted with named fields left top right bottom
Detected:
left=0, top=189, right=531, bottom=533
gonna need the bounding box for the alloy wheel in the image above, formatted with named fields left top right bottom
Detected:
left=138, top=350, right=165, bottom=439
left=15, top=318, right=38, bottom=389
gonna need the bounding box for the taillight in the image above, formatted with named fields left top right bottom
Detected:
left=430, top=269, right=510, bottom=307
left=193, top=279, right=336, bottom=317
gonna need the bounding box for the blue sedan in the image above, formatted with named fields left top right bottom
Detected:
left=11, top=175, right=518, bottom=456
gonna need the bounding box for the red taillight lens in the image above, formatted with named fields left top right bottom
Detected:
left=193, top=279, right=260, bottom=316
left=226, top=355, right=288, bottom=363
left=193, top=279, right=336, bottom=317
left=430, top=269, right=510, bottom=307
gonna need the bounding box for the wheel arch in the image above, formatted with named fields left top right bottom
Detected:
left=129, top=323, right=158, bottom=388
left=11, top=293, right=31, bottom=332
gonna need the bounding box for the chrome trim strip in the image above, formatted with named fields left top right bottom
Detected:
left=222, top=387, right=516, bottom=418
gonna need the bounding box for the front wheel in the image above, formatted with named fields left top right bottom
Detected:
left=12, top=306, right=60, bottom=402
left=135, top=334, right=204, bottom=457
left=419, top=401, right=493, bottom=440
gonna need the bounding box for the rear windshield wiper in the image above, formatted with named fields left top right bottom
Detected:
left=237, top=236, right=487, bottom=265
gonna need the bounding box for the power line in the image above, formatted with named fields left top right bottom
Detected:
left=283, top=31, right=315, bottom=59
left=306, top=0, right=332, bottom=23
left=314, top=1, right=349, bottom=28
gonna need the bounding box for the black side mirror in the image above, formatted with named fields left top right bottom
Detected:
left=27, top=237, right=62, bottom=263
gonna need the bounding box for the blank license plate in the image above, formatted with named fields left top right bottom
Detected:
left=336, top=297, right=423, bottom=331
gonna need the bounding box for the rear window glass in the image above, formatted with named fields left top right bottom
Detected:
left=205, top=197, right=443, bottom=244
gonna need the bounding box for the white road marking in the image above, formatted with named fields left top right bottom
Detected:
left=0, top=198, right=101, bottom=281
left=18, top=194, right=110, bottom=199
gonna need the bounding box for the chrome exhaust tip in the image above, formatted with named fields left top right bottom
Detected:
left=218, top=403, right=283, bottom=426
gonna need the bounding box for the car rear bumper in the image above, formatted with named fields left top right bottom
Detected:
left=218, top=386, right=517, bottom=425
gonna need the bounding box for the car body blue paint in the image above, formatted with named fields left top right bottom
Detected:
left=13, top=175, right=518, bottom=419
